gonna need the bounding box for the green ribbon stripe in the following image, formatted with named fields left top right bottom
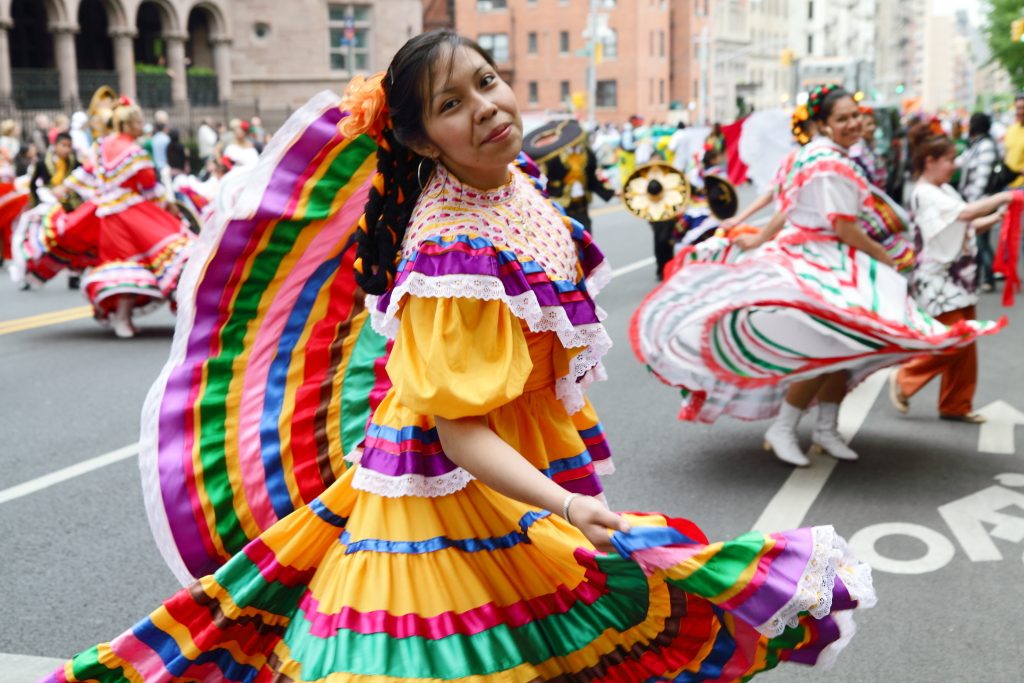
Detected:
left=195, top=136, right=376, bottom=555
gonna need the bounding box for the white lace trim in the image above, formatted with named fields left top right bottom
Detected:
left=757, top=525, right=877, bottom=638
left=367, top=273, right=613, bottom=415
left=593, top=458, right=616, bottom=475
left=586, top=259, right=613, bottom=298
left=351, top=465, right=475, bottom=498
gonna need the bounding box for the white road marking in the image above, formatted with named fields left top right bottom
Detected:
left=975, top=400, right=1024, bottom=455
left=611, top=257, right=656, bottom=279
left=0, top=652, right=66, bottom=681
left=751, top=369, right=889, bottom=533
left=0, top=443, right=138, bottom=506
left=849, top=522, right=956, bottom=574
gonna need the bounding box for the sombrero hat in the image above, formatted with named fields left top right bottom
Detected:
left=623, top=162, right=690, bottom=222
left=703, top=173, right=738, bottom=219
left=523, top=119, right=586, bottom=164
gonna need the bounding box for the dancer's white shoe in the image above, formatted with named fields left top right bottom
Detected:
left=810, top=402, right=858, bottom=461
left=763, top=401, right=810, bottom=467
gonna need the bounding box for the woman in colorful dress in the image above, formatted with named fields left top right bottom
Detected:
left=80, top=98, right=193, bottom=337
left=889, top=123, right=1017, bottom=423
left=632, top=86, right=1003, bottom=467
left=45, top=32, right=877, bottom=682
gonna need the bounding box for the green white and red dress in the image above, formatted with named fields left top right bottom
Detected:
left=632, top=137, right=1004, bottom=423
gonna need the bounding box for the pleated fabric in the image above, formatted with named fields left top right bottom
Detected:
left=42, top=92, right=877, bottom=682
left=631, top=138, right=1005, bottom=423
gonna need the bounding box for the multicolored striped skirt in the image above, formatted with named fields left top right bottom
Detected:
left=42, top=466, right=875, bottom=682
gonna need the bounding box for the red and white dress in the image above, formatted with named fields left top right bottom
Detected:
left=80, top=134, right=193, bottom=320
left=632, top=137, right=1004, bottom=423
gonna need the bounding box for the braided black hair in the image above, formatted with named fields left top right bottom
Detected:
left=354, top=29, right=497, bottom=295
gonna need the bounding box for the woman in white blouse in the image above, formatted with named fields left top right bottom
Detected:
left=890, top=122, right=1016, bottom=422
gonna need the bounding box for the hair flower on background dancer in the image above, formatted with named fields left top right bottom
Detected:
left=44, top=31, right=876, bottom=682
left=632, top=85, right=1005, bottom=467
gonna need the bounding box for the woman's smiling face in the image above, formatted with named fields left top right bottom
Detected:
left=415, top=46, right=523, bottom=190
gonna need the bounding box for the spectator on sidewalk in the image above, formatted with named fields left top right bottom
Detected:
left=957, top=112, right=1000, bottom=292
left=196, top=117, right=218, bottom=165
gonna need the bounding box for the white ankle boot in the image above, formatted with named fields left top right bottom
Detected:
left=811, top=402, right=858, bottom=461
left=763, top=402, right=810, bottom=466
left=110, top=310, right=135, bottom=339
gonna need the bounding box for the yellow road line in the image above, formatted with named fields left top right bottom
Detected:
left=0, top=306, right=93, bottom=336
left=590, top=204, right=626, bottom=217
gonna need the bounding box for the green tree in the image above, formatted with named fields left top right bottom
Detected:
left=985, top=0, right=1024, bottom=90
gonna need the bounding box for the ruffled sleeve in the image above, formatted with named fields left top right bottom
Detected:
left=911, top=182, right=969, bottom=264
left=387, top=296, right=533, bottom=419
left=806, top=171, right=865, bottom=224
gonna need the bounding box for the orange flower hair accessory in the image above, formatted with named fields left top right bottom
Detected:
left=791, top=104, right=812, bottom=146
left=338, top=72, right=391, bottom=144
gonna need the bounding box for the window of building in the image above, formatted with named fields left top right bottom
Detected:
left=601, top=28, right=618, bottom=59
left=479, top=33, right=510, bottom=63
left=328, top=4, right=372, bottom=72
left=659, top=30, right=665, bottom=57
left=527, top=31, right=538, bottom=54
left=528, top=81, right=539, bottom=104
left=807, top=34, right=813, bottom=54
left=649, top=78, right=654, bottom=104
left=596, top=79, right=617, bottom=107
left=476, top=0, right=507, bottom=10
left=808, top=0, right=813, bottom=20
left=560, top=80, right=570, bottom=101
left=559, top=30, right=569, bottom=54
left=659, top=79, right=665, bottom=104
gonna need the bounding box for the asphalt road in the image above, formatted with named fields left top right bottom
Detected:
left=1, top=191, right=1022, bottom=681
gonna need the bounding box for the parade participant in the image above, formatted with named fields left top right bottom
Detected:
left=0, top=119, right=20, bottom=159
left=622, top=161, right=690, bottom=279
left=957, top=112, right=1000, bottom=291
left=45, top=30, right=876, bottom=682
left=522, top=118, right=615, bottom=233
left=223, top=117, right=260, bottom=167
left=889, top=124, right=1017, bottom=423
left=77, top=97, right=193, bottom=337
left=849, top=105, right=887, bottom=189
left=0, top=148, right=30, bottom=264
left=29, top=132, right=80, bottom=207
left=632, top=85, right=1004, bottom=467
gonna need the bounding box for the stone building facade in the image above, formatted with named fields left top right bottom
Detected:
left=2, top=0, right=422, bottom=111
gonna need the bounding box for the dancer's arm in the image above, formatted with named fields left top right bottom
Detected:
left=834, top=217, right=896, bottom=268
left=435, top=415, right=629, bottom=552
left=720, top=190, right=773, bottom=231
left=970, top=212, right=1002, bottom=235
left=734, top=210, right=786, bottom=250
left=960, top=190, right=1014, bottom=222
